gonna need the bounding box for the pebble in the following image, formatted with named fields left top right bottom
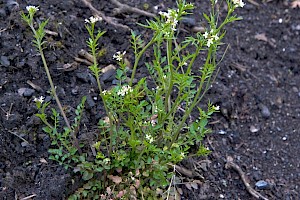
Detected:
left=85, top=95, right=95, bottom=109
left=6, top=0, right=19, bottom=12
left=71, top=86, right=79, bottom=96
left=255, top=180, right=270, bottom=190
left=76, top=72, right=90, bottom=83
left=112, top=79, right=118, bottom=85
left=218, top=130, right=226, bottom=135
left=21, top=141, right=29, bottom=147
left=282, top=136, right=287, bottom=141
left=250, top=125, right=260, bottom=133
left=101, top=64, right=116, bottom=82
left=0, top=56, right=10, bottom=67
left=17, top=88, right=35, bottom=97
left=23, top=88, right=35, bottom=97
left=292, top=86, right=298, bottom=93
left=181, top=17, right=196, bottom=27
left=291, top=24, right=300, bottom=31
left=259, top=104, right=271, bottom=118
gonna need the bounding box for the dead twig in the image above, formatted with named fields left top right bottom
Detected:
left=8, top=130, right=30, bottom=145
left=78, top=49, right=94, bottom=63
left=80, top=0, right=130, bottom=30
left=74, top=57, right=93, bottom=66
left=1, top=103, right=14, bottom=120
left=110, top=0, right=156, bottom=18
left=27, top=80, right=43, bottom=92
left=20, top=194, right=37, bottom=200
left=225, top=156, right=269, bottom=200
left=44, top=29, right=58, bottom=37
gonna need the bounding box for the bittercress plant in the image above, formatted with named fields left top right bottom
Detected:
left=21, top=0, right=244, bottom=199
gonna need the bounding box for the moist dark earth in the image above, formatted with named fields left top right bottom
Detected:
left=0, top=0, right=300, bottom=199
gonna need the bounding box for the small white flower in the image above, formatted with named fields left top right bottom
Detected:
left=33, top=96, right=44, bottom=104
left=113, top=51, right=126, bottom=62
left=203, top=31, right=209, bottom=38
left=85, top=16, right=102, bottom=24
left=207, top=38, right=213, bottom=47
left=184, top=3, right=194, bottom=8
left=214, top=105, right=220, bottom=110
left=102, top=90, right=108, bottom=95
left=232, top=0, right=245, bottom=7
left=145, top=134, right=154, bottom=143
left=26, top=5, right=39, bottom=13
left=117, top=85, right=132, bottom=96
left=212, top=34, right=219, bottom=41
left=158, top=11, right=168, bottom=17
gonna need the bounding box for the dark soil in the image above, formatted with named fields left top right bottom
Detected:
left=1, top=0, right=299, bottom=199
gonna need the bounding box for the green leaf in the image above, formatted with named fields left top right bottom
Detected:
left=82, top=171, right=93, bottom=181
left=42, top=126, right=52, bottom=134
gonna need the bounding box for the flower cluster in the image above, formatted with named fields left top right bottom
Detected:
left=145, top=134, right=155, bottom=143
left=33, top=96, right=44, bottom=103
left=113, top=51, right=126, bottom=62
left=203, top=30, right=219, bottom=47
left=102, top=90, right=110, bottom=95
left=159, top=9, right=179, bottom=32
left=212, top=105, right=220, bottom=111
left=117, top=85, right=133, bottom=96
left=26, top=5, right=39, bottom=13
left=232, top=0, right=245, bottom=7
left=85, top=16, right=102, bottom=24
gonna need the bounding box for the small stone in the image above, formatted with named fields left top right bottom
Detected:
left=292, top=86, right=298, bottom=93
left=76, top=71, right=90, bottom=83
left=255, top=180, right=270, bottom=190
left=282, top=136, right=287, bottom=141
left=85, top=95, right=95, bottom=109
left=218, top=130, right=226, bottom=135
left=259, top=104, right=271, bottom=118
left=112, top=79, right=118, bottom=85
left=6, top=0, right=19, bottom=12
left=21, top=141, right=29, bottom=147
left=291, top=24, right=300, bottom=31
left=101, top=64, right=116, bottom=82
left=0, top=56, right=10, bottom=67
left=71, top=86, right=79, bottom=95
left=250, top=125, right=260, bottom=133
left=182, top=17, right=196, bottom=27
left=17, top=88, right=35, bottom=97
left=23, top=88, right=35, bottom=97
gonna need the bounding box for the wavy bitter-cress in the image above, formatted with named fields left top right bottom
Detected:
left=22, top=0, right=244, bottom=198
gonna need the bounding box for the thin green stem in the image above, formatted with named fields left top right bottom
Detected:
left=164, top=38, right=173, bottom=112
left=186, top=45, right=202, bottom=74
left=130, top=33, right=158, bottom=86
left=168, top=48, right=213, bottom=148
